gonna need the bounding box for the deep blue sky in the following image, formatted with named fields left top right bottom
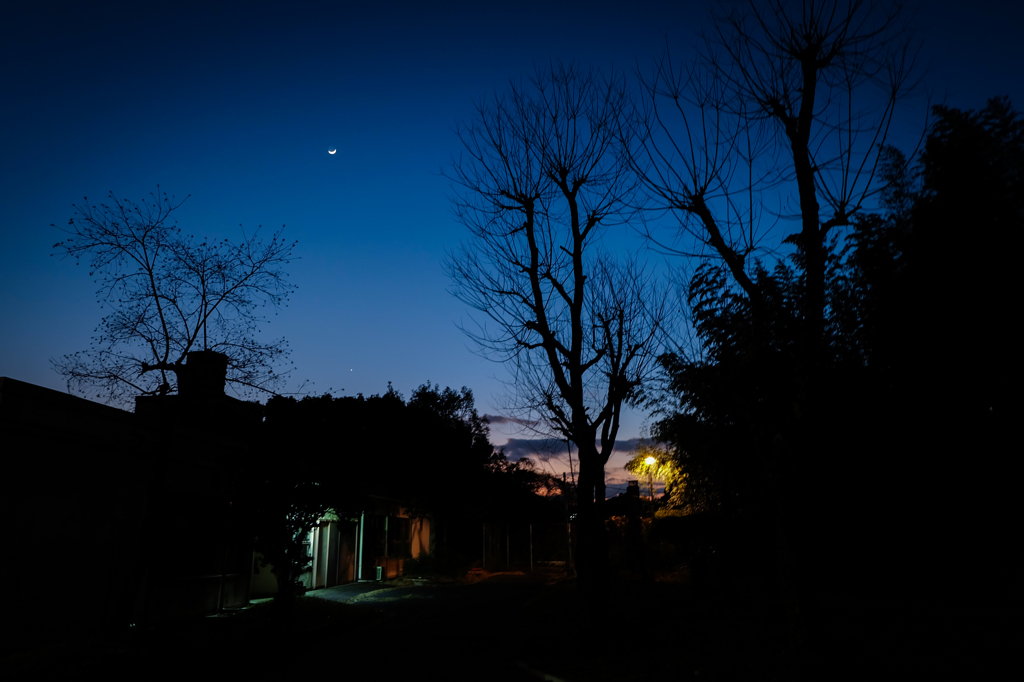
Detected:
left=3, top=0, right=1021, bottom=493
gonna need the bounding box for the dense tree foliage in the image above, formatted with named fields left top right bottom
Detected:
left=652, top=97, right=1021, bottom=605
left=623, top=444, right=680, bottom=509
left=257, top=383, right=495, bottom=513
left=242, top=382, right=561, bottom=588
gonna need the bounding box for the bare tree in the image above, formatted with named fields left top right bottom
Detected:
left=51, top=188, right=297, bottom=407
left=631, top=0, right=919, bottom=362
left=629, top=0, right=921, bottom=650
left=446, top=63, right=666, bottom=580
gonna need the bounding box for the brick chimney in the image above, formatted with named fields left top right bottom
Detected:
left=134, top=349, right=262, bottom=433
left=177, top=350, right=228, bottom=399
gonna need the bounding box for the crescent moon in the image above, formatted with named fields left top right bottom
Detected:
left=328, top=149, right=337, bottom=154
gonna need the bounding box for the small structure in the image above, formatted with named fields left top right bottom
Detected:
left=251, top=496, right=431, bottom=595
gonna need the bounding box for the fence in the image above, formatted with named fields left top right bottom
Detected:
left=482, top=522, right=573, bottom=572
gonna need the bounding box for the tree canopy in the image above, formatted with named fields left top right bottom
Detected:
left=651, top=95, right=1021, bottom=609
left=254, top=382, right=558, bottom=531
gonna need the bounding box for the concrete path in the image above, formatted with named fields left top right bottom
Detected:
left=302, top=571, right=557, bottom=604
left=302, top=581, right=399, bottom=603
left=299, top=573, right=566, bottom=681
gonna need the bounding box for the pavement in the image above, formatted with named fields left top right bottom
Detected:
left=295, top=572, right=572, bottom=681
left=300, top=570, right=558, bottom=604
left=301, top=579, right=418, bottom=603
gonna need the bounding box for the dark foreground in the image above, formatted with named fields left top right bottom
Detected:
left=1, top=572, right=1001, bottom=680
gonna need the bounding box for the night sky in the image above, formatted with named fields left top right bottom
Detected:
left=3, top=0, right=1022, bottom=493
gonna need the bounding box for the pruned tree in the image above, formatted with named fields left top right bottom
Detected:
left=51, top=188, right=297, bottom=406
left=627, top=0, right=922, bottom=651
left=629, top=0, right=921, bottom=513
left=631, top=0, right=918, bottom=367
left=445, top=63, right=666, bottom=581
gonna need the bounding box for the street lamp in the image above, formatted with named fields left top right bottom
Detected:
left=644, top=455, right=656, bottom=506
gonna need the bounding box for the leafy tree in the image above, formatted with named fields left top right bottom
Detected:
left=652, top=96, right=1022, bottom=618
left=446, top=62, right=666, bottom=582
left=623, top=443, right=680, bottom=509
left=403, top=383, right=496, bottom=519
left=240, top=480, right=341, bottom=618
left=896, top=97, right=1020, bottom=428
left=255, top=382, right=560, bottom=575
left=51, top=188, right=297, bottom=406
left=482, top=450, right=565, bottom=521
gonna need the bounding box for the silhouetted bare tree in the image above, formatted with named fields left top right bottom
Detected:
left=631, top=0, right=918, bottom=366
left=52, top=188, right=297, bottom=406
left=446, top=63, right=666, bottom=582
left=629, top=0, right=921, bottom=651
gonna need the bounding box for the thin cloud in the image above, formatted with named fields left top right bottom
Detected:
left=483, top=413, right=539, bottom=428
left=500, top=436, right=645, bottom=461
left=614, top=437, right=644, bottom=453
left=502, top=437, right=570, bottom=461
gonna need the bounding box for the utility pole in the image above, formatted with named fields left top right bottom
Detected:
left=563, top=471, right=574, bottom=574
left=645, top=456, right=657, bottom=514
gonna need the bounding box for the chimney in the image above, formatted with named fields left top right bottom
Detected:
left=177, top=350, right=229, bottom=399
left=134, top=349, right=261, bottom=433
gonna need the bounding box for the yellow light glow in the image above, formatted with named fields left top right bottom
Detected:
left=644, top=456, right=656, bottom=465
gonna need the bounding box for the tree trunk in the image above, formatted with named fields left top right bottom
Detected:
left=573, top=446, right=609, bottom=586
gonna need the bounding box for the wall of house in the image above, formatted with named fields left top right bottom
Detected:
left=3, top=375, right=259, bottom=629
left=379, top=507, right=430, bottom=579
left=250, top=552, right=279, bottom=595
left=411, top=516, right=430, bottom=560
left=1, top=377, right=155, bottom=631
left=309, top=519, right=357, bottom=589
